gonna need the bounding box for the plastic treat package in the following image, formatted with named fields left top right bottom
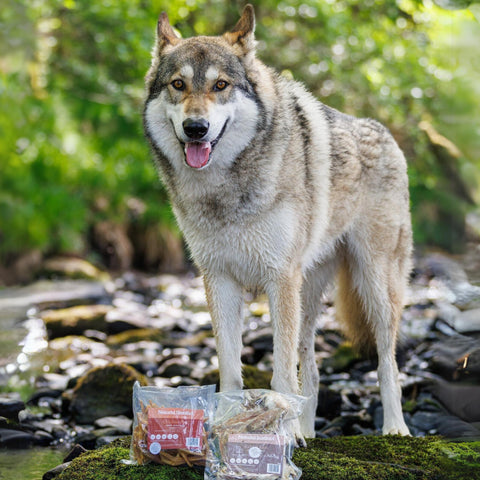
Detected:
left=130, top=381, right=215, bottom=467
left=205, top=389, right=306, bottom=480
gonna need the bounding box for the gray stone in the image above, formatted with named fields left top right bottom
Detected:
left=94, top=415, right=132, bottom=434
left=0, top=280, right=109, bottom=314
left=0, top=428, right=35, bottom=448
left=452, top=308, right=480, bottom=333
left=0, top=394, right=25, bottom=420
left=430, top=336, right=480, bottom=380
left=430, top=380, right=480, bottom=422
left=41, top=304, right=112, bottom=339
left=42, top=462, right=71, bottom=480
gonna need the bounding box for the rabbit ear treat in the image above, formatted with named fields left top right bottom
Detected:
left=205, top=389, right=306, bottom=480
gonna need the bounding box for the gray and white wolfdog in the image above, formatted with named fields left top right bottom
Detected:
left=143, top=4, right=412, bottom=441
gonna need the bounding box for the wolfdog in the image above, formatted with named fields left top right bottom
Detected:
left=144, top=4, right=412, bottom=440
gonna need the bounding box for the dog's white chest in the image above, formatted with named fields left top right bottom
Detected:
left=179, top=203, right=300, bottom=287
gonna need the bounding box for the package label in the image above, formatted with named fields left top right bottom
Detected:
left=226, top=433, right=285, bottom=475
left=147, top=408, right=204, bottom=453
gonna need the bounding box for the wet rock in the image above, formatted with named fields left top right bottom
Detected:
left=29, top=418, right=70, bottom=442
left=105, top=308, right=151, bottom=334
left=437, top=303, right=480, bottom=334
left=35, top=373, right=71, bottom=391
left=106, top=328, right=166, bottom=347
left=429, top=335, right=480, bottom=380
left=243, top=327, right=273, bottom=363
left=450, top=308, right=480, bottom=333
left=27, top=389, right=63, bottom=406
left=42, top=462, right=71, bottom=480
left=63, top=444, right=88, bottom=462
left=419, top=253, right=480, bottom=309
left=43, top=256, right=109, bottom=281
left=34, top=430, right=55, bottom=446
left=95, top=435, right=125, bottom=447
left=0, top=428, right=35, bottom=448
left=49, top=335, right=110, bottom=358
left=0, top=280, right=109, bottom=320
left=429, top=380, right=480, bottom=422
left=0, top=393, right=25, bottom=421
left=410, top=411, right=441, bottom=434
left=41, top=304, right=112, bottom=339
left=157, top=357, right=193, bottom=378
left=316, top=386, right=342, bottom=419
left=69, top=363, right=147, bottom=424
left=436, top=414, right=480, bottom=438
left=94, top=415, right=132, bottom=434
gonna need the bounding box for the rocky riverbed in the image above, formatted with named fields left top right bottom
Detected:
left=0, top=252, right=479, bottom=478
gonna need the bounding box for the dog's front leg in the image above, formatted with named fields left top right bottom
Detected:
left=267, top=270, right=302, bottom=395
left=204, top=273, right=244, bottom=391
left=267, top=270, right=305, bottom=445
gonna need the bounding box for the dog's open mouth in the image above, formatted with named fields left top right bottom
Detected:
left=183, top=121, right=228, bottom=169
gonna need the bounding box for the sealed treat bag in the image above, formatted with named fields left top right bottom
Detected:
left=205, top=389, right=306, bottom=480
left=131, top=381, right=215, bottom=467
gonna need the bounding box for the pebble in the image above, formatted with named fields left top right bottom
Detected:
left=0, top=394, right=25, bottom=421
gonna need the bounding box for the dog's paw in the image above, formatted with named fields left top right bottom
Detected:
left=382, top=423, right=411, bottom=436
left=290, top=419, right=307, bottom=447
left=295, top=432, right=307, bottom=448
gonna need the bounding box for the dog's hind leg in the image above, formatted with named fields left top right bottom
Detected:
left=299, top=259, right=338, bottom=438
left=338, top=227, right=411, bottom=435
left=204, top=273, right=244, bottom=391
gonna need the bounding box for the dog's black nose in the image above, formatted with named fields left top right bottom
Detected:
left=183, top=118, right=209, bottom=140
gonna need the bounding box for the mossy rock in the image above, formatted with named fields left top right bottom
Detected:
left=322, top=341, right=361, bottom=373
left=42, top=304, right=112, bottom=339
left=200, top=365, right=272, bottom=390
left=106, top=328, right=167, bottom=347
left=69, top=363, right=147, bottom=424
left=55, top=436, right=480, bottom=480
left=294, top=436, right=480, bottom=480
left=42, top=257, right=109, bottom=281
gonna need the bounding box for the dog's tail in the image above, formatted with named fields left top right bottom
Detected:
left=335, top=260, right=377, bottom=356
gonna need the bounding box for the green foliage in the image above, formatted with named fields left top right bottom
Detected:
left=1, top=0, right=479, bottom=260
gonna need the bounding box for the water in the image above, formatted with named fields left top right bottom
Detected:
left=0, top=448, right=66, bottom=480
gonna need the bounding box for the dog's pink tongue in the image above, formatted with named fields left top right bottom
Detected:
left=185, top=142, right=211, bottom=168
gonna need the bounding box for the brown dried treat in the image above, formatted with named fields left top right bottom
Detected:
left=132, top=400, right=208, bottom=466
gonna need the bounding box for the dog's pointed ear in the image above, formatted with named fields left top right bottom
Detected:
left=224, top=4, right=256, bottom=56
left=157, top=12, right=180, bottom=50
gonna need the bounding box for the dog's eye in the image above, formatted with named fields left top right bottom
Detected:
left=213, top=80, right=229, bottom=91
left=171, top=79, right=185, bottom=91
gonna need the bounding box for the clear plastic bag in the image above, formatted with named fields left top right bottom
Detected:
left=130, top=381, right=215, bottom=467
left=205, top=389, right=306, bottom=480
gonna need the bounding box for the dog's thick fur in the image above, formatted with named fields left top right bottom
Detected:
left=144, top=5, right=412, bottom=439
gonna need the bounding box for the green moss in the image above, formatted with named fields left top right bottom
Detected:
left=56, top=436, right=480, bottom=480
left=294, top=436, right=480, bottom=480
left=57, top=438, right=203, bottom=480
